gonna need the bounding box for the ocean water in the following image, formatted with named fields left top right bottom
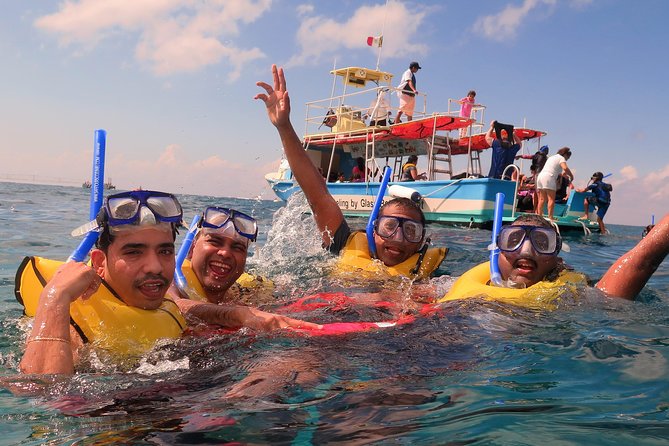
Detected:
left=1, top=181, right=668, bottom=445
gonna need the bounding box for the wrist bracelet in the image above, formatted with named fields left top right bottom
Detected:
left=27, top=336, right=70, bottom=345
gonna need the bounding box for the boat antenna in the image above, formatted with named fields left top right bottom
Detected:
left=375, top=0, right=390, bottom=71
left=327, top=58, right=338, bottom=110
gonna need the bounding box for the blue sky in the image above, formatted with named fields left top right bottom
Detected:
left=0, top=0, right=666, bottom=226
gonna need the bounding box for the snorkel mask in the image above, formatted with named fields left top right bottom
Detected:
left=198, top=206, right=258, bottom=245
left=71, top=190, right=184, bottom=238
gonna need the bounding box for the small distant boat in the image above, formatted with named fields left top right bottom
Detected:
left=82, top=178, right=116, bottom=190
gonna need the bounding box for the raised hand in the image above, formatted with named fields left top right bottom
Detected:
left=255, top=64, right=291, bottom=128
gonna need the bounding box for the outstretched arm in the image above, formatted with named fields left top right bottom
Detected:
left=596, top=214, right=669, bottom=300
left=175, top=298, right=322, bottom=331
left=256, top=64, right=344, bottom=247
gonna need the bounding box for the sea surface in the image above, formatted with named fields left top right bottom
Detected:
left=1, top=181, right=668, bottom=445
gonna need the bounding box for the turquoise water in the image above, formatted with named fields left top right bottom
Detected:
left=1, top=181, right=669, bottom=445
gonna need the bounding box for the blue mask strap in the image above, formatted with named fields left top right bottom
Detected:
left=69, top=129, right=106, bottom=262
left=366, top=166, right=392, bottom=258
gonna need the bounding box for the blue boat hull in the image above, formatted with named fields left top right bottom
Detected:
left=267, top=176, right=601, bottom=231
left=268, top=177, right=516, bottom=226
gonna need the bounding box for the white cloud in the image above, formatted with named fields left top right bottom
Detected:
left=619, top=165, right=638, bottom=181
left=286, top=0, right=429, bottom=67
left=34, top=0, right=272, bottom=78
left=296, top=4, right=314, bottom=17
left=472, top=0, right=557, bottom=42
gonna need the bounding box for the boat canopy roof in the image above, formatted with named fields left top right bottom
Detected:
left=330, top=67, right=394, bottom=88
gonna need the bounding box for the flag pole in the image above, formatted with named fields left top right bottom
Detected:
left=375, top=0, right=389, bottom=70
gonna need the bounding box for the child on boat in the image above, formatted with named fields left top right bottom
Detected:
left=458, top=90, right=479, bottom=137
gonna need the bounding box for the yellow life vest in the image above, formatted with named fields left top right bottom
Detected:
left=178, top=259, right=274, bottom=303
left=337, top=231, right=447, bottom=280
left=438, top=261, right=588, bottom=310
left=15, top=256, right=186, bottom=358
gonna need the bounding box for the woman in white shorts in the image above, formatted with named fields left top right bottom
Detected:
left=536, top=147, right=573, bottom=220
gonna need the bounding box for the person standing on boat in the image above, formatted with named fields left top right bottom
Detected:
left=535, top=147, right=573, bottom=221
left=458, top=90, right=479, bottom=137
left=485, top=120, right=522, bottom=180
left=395, top=62, right=421, bottom=123
left=576, top=171, right=612, bottom=233
left=255, top=65, right=446, bottom=277
left=400, top=155, right=427, bottom=181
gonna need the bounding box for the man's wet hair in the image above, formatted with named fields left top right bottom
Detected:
left=379, top=197, right=426, bottom=225
left=512, top=213, right=554, bottom=228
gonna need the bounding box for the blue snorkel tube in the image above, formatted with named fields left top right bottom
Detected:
left=489, top=192, right=505, bottom=287
left=366, top=166, right=392, bottom=258
left=174, top=214, right=201, bottom=293
left=69, top=129, right=106, bottom=262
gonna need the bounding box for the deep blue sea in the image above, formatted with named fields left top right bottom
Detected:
left=1, top=181, right=668, bottom=445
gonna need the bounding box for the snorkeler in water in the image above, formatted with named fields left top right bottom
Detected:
left=255, top=64, right=446, bottom=279
left=18, top=191, right=320, bottom=375
left=447, top=213, right=669, bottom=301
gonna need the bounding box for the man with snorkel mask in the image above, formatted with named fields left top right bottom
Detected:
left=255, top=65, right=446, bottom=280
left=166, top=206, right=319, bottom=329
left=443, top=213, right=669, bottom=303
left=171, top=206, right=259, bottom=305
left=19, top=190, right=319, bottom=375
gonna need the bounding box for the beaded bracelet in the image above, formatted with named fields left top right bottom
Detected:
left=27, top=336, right=70, bottom=345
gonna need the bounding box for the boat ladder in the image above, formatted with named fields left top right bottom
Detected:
left=468, top=148, right=483, bottom=177
left=391, top=155, right=404, bottom=182
left=429, top=135, right=453, bottom=179
left=364, top=128, right=384, bottom=181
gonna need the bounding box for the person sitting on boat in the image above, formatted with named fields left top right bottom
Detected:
left=365, top=87, right=391, bottom=126
left=352, top=157, right=366, bottom=182
left=18, top=191, right=319, bottom=375
left=555, top=174, right=574, bottom=204
left=516, top=169, right=536, bottom=212
left=442, top=213, right=669, bottom=304
left=255, top=64, right=446, bottom=279
left=536, top=147, right=574, bottom=221
left=400, top=155, right=427, bottom=181
left=395, top=61, right=421, bottom=123
left=576, top=171, right=612, bottom=233
left=485, top=120, right=522, bottom=180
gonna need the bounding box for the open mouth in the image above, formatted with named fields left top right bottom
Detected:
left=514, top=258, right=537, bottom=275
left=208, top=260, right=233, bottom=279
left=137, top=279, right=168, bottom=298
